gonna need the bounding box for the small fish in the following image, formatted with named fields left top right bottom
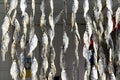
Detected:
left=107, top=11, right=113, bottom=35
left=48, top=29, right=55, bottom=47
left=61, top=69, right=68, bottom=80
left=11, top=41, right=16, bottom=60
left=63, top=31, right=69, bottom=52
left=1, top=32, right=10, bottom=61
left=23, top=12, right=29, bottom=26
left=40, top=0, right=46, bottom=30
left=83, top=31, right=90, bottom=49
left=19, top=52, right=26, bottom=80
left=72, top=0, right=79, bottom=14
left=83, top=0, right=89, bottom=17
left=1, top=15, right=11, bottom=36
left=10, top=60, right=18, bottom=80
left=42, top=32, right=48, bottom=48
left=20, top=35, right=26, bottom=50
left=31, top=57, right=38, bottom=80
left=83, top=45, right=89, bottom=61
left=90, top=65, right=98, bottom=80
left=106, top=0, right=113, bottom=14
left=20, top=0, right=27, bottom=16
left=28, top=34, right=38, bottom=57
left=115, top=7, right=120, bottom=29
left=7, top=0, right=18, bottom=15
left=13, top=19, right=21, bottom=41
left=32, top=0, right=35, bottom=17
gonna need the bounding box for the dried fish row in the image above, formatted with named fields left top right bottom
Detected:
left=60, top=31, right=69, bottom=80
left=39, top=0, right=49, bottom=80
left=1, top=0, right=18, bottom=61
left=48, top=0, right=63, bottom=79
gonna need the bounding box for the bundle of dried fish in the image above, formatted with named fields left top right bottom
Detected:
left=40, top=32, right=49, bottom=80
left=60, top=31, right=69, bottom=80
left=48, top=47, right=56, bottom=80
left=31, top=57, right=38, bottom=80
left=11, top=19, right=21, bottom=60
left=48, top=0, right=63, bottom=79
left=10, top=60, right=18, bottom=80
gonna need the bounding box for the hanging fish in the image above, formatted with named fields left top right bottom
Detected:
left=11, top=41, right=16, bottom=60
left=11, top=10, right=17, bottom=25
left=10, top=60, right=18, bottom=80
left=90, top=65, right=98, bottom=80
left=83, top=0, right=89, bottom=18
left=7, top=0, right=18, bottom=15
left=31, top=57, right=38, bottom=80
left=20, top=0, right=27, bottom=16
left=28, top=34, right=38, bottom=57
left=106, top=0, right=113, bottom=14
left=32, top=0, right=35, bottom=17
left=61, top=69, right=68, bottom=80
left=19, top=52, right=26, bottom=80
left=13, top=19, right=21, bottom=42
left=63, top=31, right=69, bottom=52
left=115, top=7, right=120, bottom=29
left=83, top=31, right=90, bottom=49
left=40, top=0, right=46, bottom=30
left=1, top=15, right=11, bottom=37
left=42, top=32, right=48, bottom=48
left=1, top=32, right=10, bottom=61
left=71, top=0, right=79, bottom=30
left=4, top=0, right=8, bottom=10
left=20, top=35, right=26, bottom=50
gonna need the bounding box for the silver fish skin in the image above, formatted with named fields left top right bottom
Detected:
left=106, top=0, right=113, bottom=14
left=32, top=0, right=35, bottom=17
left=90, top=66, right=98, bottom=80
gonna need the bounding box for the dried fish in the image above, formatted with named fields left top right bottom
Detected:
left=48, top=47, right=56, bottom=80
left=10, top=60, right=18, bottom=80
left=20, top=0, right=27, bottom=16
left=83, top=0, right=89, bottom=17
left=28, top=34, right=38, bottom=57
left=18, top=52, right=26, bottom=80
left=40, top=32, right=48, bottom=80
left=40, top=0, right=46, bottom=30
left=7, top=0, right=18, bottom=15
left=31, top=57, right=38, bottom=80
left=115, top=7, right=120, bottom=29
left=1, top=32, right=10, bottom=61
left=90, top=65, right=98, bottom=80
left=32, top=0, right=35, bottom=17
left=106, top=0, right=113, bottom=14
